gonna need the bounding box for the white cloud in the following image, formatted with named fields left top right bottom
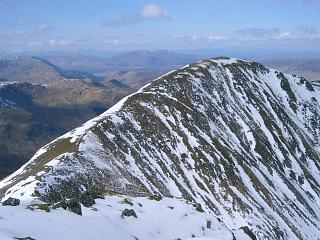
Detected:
left=208, top=35, right=226, bottom=41
left=278, top=32, right=292, bottom=39
left=104, top=36, right=149, bottom=46
left=48, top=39, right=74, bottom=46
left=192, top=35, right=198, bottom=41
left=171, top=35, right=198, bottom=41
left=103, top=4, right=170, bottom=27
left=295, top=25, right=320, bottom=39
left=29, top=41, right=43, bottom=47
left=37, top=23, right=51, bottom=32
left=234, top=25, right=320, bottom=43
left=236, top=28, right=280, bottom=39
left=171, top=34, right=227, bottom=43
left=139, top=4, right=169, bottom=19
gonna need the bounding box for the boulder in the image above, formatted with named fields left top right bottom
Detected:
left=65, top=198, right=82, bottom=215
left=149, top=194, right=162, bottom=201
left=79, top=191, right=96, bottom=207
left=122, top=208, right=137, bottom=218
left=52, top=198, right=82, bottom=215
left=2, top=197, right=20, bottom=206
left=193, top=203, right=204, bottom=213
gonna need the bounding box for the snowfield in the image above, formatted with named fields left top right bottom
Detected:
left=0, top=196, right=251, bottom=240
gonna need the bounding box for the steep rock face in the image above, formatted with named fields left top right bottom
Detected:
left=0, top=57, right=319, bottom=239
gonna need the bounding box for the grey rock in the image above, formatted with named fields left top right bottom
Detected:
left=122, top=209, right=137, bottom=218
left=79, top=191, right=96, bottom=207
left=2, top=197, right=20, bottom=206
left=52, top=198, right=82, bottom=215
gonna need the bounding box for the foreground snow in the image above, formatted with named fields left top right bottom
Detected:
left=0, top=196, right=251, bottom=240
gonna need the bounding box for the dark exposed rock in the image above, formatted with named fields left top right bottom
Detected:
left=2, top=197, right=20, bottom=206
left=240, top=226, right=257, bottom=240
left=52, top=198, right=82, bottom=215
left=87, top=188, right=105, bottom=200
left=79, top=191, right=96, bottom=207
left=121, top=198, right=134, bottom=206
left=193, top=203, right=204, bottom=213
left=206, top=220, right=212, bottom=229
left=148, top=194, right=162, bottom=201
left=14, top=237, right=36, bottom=240
left=122, top=209, right=137, bottom=218
left=66, top=199, right=82, bottom=215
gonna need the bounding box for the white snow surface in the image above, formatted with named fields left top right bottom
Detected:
left=0, top=196, right=250, bottom=240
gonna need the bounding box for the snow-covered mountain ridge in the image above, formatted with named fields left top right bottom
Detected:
left=0, top=57, right=319, bottom=239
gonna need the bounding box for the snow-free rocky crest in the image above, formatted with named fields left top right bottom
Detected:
left=1, top=57, right=320, bottom=239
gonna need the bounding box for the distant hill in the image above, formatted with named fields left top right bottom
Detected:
left=44, top=50, right=201, bottom=88
left=46, top=50, right=199, bottom=72
left=42, top=55, right=110, bottom=73
left=101, top=68, right=170, bottom=89
left=261, top=58, right=320, bottom=81
left=105, top=50, right=199, bottom=69
left=0, top=57, right=101, bottom=86
left=0, top=80, right=132, bottom=179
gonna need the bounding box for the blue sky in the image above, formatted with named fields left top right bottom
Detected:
left=0, top=0, right=319, bottom=52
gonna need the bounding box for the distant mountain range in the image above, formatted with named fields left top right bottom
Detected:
left=45, top=50, right=201, bottom=88
left=45, top=51, right=320, bottom=86
left=0, top=57, right=102, bottom=86
left=262, top=58, right=320, bottom=81
left=46, top=50, right=199, bottom=72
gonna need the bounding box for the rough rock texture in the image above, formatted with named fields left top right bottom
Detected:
left=2, top=197, right=20, bottom=206
left=53, top=198, right=82, bottom=215
left=122, top=208, right=138, bottom=218
left=0, top=57, right=319, bottom=239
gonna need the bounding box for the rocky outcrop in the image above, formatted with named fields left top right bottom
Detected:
left=122, top=209, right=138, bottom=218
left=2, top=197, right=20, bottom=206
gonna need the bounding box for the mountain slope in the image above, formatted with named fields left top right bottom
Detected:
left=0, top=80, right=132, bottom=178
left=0, top=57, right=101, bottom=85
left=0, top=57, right=319, bottom=239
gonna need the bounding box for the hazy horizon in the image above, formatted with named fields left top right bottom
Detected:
left=1, top=0, right=319, bottom=57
